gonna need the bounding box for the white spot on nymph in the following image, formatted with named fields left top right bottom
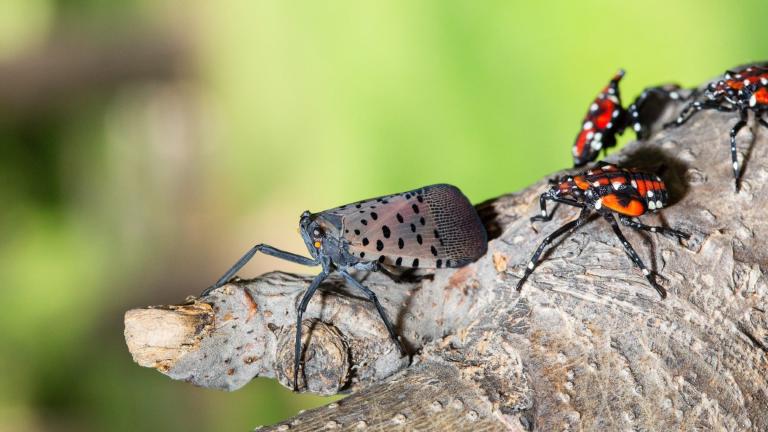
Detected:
left=631, top=179, right=638, bottom=188
left=642, top=268, right=650, bottom=276
left=594, top=198, right=603, bottom=210
left=587, top=170, right=594, bottom=175
left=750, top=94, right=757, bottom=107
left=651, top=227, right=657, bottom=232
left=612, top=182, right=623, bottom=190
left=647, top=190, right=654, bottom=198
left=633, top=123, right=641, bottom=132
left=733, top=161, right=739, bottom=171
left=656, top=200, right=663, bottom=208
left=607, top=122, right=613, bottom=128
left=744, top=79, right=750, bottom=86
left=572, top=146, right=580, bottom=156
left=590, top=139, right=602, bottom=150
left=586, top=131, right=595, bottom=140
left=583, top=120, right=593, bottom=130
left=541, top=210, right=547, bottom=217
left=670, top=92, right=680, bottom=100
left=648, top=200, right=657, bottom=210
left=528, top=262, right=534, bottom=270
left=590, top=103, right=599, bottom=112
left=612, top=109, right=620, bottom=118
left=761, top=77, right=768, bottom=85
left=592, top=181, right=601, bottom=187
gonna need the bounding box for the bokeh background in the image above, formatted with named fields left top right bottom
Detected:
left=1, top=1, right=765, bottom=430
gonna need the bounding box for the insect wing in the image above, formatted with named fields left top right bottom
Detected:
left=325, top=184, right=487, bottom=269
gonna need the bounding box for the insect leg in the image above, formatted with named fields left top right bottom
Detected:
left=339, top=270, right=406, bottom=355
left=293, top=270, right=329, bottom=391
left=202, top=244, right=319, bottom=296
left=619, top=216, right=690, bottom=240
left=517, top=208, right=590, bottom=291
left=664, top=99, right=701, bottom=128
left=664, top=99, right=729, bottom=129
left=602, top=213, right=666, bottom=299
left=530, top=194, right=586, bottom=222
left=729, top=109, right=749, bottom=191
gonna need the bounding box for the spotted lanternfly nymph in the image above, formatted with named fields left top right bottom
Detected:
left=666, top=63, right=768, bottom=190
left=573, top=69, right=684, bottom=167
left=573, top=70, right=628, bottom=167
left=201, top=184, right=487, bottom=390
left=516, top=162, right=689, bottom=298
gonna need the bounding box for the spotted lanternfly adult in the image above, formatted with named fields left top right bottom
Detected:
left=666, top=63, right=768, bottom=190
left=516, top=162, right=689, bottom=298
left=201, top=184, right=487, bottom=390
left=573, top=69, right=685, bottom=167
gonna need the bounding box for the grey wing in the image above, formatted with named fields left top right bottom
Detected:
left=334, top=184, right=487, bottom=269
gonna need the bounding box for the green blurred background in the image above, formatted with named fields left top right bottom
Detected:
left=0, top=0, right=765, bottom=430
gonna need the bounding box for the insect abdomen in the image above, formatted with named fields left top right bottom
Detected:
left=629, top=172, right=668, bottom=211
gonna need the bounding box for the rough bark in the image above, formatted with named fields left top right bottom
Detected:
left=124, top=83, right=768, bottom=431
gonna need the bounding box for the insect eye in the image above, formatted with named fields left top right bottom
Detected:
left=312, top=228, right=323, bottom=239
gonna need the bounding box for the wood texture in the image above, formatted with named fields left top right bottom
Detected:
left=124, top=85, right=768, bottom=431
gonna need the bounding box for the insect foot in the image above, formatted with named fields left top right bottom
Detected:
left=276, top=320, right=350, bottom=395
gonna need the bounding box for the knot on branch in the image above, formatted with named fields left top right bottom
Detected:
left=276, top=320, right=350, bottom=395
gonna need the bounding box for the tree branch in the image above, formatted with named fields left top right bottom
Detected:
left=125, top=83, right=768, bottom=431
